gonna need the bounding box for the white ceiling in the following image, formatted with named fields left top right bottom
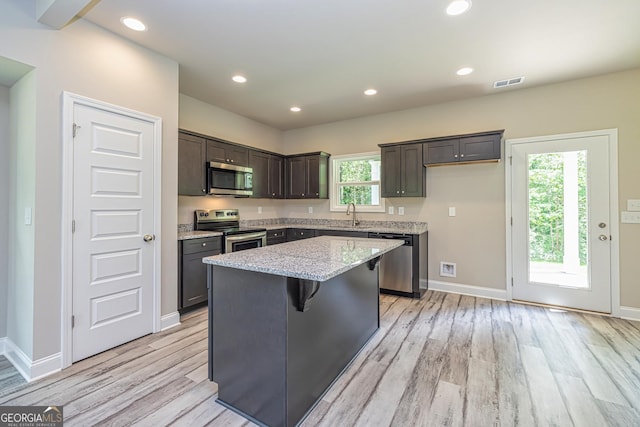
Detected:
left=80, top=0, right=640, bottom=130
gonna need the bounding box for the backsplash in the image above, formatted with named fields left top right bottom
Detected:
left=178, top=223, right=193, bottom=233
left=241, top=217, right=428, bottom=230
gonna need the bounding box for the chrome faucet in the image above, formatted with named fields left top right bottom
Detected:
left=346, top=203, right=360, bottom=227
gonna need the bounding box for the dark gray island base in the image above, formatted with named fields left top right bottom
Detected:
left=204, top=236, right=403, bottom=427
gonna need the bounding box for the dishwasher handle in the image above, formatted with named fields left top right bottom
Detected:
left=368, top=233, right=413, bottom=245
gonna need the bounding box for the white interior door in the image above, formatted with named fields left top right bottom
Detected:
left=510, top=133, right=612, bottom=313
left=72, top=103, right=155, bottom=362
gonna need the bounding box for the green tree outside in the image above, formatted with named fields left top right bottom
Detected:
left=528, top=151, right=587, bottom=265
left=338, top=159, right=380, bottom=205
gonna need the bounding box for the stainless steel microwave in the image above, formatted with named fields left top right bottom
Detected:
left=207, top=162, right=253, bottom=196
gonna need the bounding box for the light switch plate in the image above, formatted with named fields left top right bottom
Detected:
left=398, top=207, right=405, bottom=216
left=258, top=206, right=263, bottom=214
left=308, top=206, right=313, bottom=214
left=388, top=206, right=394, bottom=215
left=621, top=211, right=640, bottom=223
left=24, top=208, right=32, bottom=225
left=449, top=207, right=456, bottom=217
left=627, top=199, right=640, bottom=212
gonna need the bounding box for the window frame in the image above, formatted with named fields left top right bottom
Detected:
left=329, top=151, right=385, bottom=213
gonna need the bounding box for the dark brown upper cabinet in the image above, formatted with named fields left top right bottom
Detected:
left=285, top=152, right=330, bottom=199
left=423, top=131, right=503, bottom=165
left=381, top=144, right=426, bottom=198
left=206, top=138, right=249, bottom=166
left=178, top=132, right=207, bottom=196
left=249, top=150, right=285, bottom=199
left=269, top=154, right=285, bottom=199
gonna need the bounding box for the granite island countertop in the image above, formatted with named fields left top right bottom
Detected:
left=203, top=235, right=403, bottom=282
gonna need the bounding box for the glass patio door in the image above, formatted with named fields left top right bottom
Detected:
left=511, top=134, right=611, bottom=313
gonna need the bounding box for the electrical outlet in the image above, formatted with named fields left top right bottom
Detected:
left=258, top=206, right=263, bottom=214
left=449, top=207, right=456, bottom=217
left=398, top=207, right=405, bottom=215
left=627, top=199, right=640, bottom=212
left=621, top=211, right=640, bottom=223
left=308, top=206, right=313, bottom=214
left=388, top=206, right=394, bottom=215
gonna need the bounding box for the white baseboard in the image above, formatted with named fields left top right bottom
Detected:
left=427, top=279, right=507, bottom=301
left=619, top=306, right=640, bottom=322
left=161, top=311, right=181, bottom=331
left=30, top=352, right=62, bottom=382
left=1, top=338, right=61, bottom=382
left=425, top=280, right=639, bottom=321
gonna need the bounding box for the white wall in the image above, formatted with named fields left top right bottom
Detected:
left=0, top=1, right=179, bottom=361
left=7, top=71, right=36, bottom=357
left=0, top=84, right=9, bottom=338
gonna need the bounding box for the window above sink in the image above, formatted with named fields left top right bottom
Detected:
left=329, top=152, right=385, bottom=213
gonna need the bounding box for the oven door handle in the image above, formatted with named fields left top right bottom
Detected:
left=225, top=232, right=267, bottom=242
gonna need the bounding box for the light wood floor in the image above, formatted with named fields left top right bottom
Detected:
left=1, top=291, right=639, bottom=426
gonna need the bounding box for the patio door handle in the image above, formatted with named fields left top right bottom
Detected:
left=598, top=235, right=608, bottom=241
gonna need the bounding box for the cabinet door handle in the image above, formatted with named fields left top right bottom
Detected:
left=302, top=193, right=305, bottom=197
left=454, top=154, right=458, bottom=158
left=397, top=190, right=400, bottom=194
left=460, top=154, right=464, bottom=158
left=202, top=243, right=207, bottom=247
left=402, top=190, right=405, bottom=194
left=202, top=189, right=206, bottom=193
left=230, top=159, right=235, bottom=163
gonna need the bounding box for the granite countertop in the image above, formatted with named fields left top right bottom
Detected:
left=261, top=222, right=428, bottom=235
left=178, top=230, right=223, bottom=240
left=178, top=219, right=428, bottom=240
left=202, top=236, right=403, bottom=282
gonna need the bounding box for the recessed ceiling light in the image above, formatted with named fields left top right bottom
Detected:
left=456, top=67, right=474, bottom=76
left=232, top=75, right=247, bottom=83
left=364, top=89, right=378, bottom=96
left=121, top=17, right=146, bottom=32
left=290, top=106, right=301, bottom=112
left=446, top=0, right=472, bottom=16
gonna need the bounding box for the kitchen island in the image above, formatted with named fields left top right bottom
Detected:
left=203, top=236, right=403, bottom=427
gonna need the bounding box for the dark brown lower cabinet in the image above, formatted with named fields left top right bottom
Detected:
left=179, top=236, right=222, bottom=311
left=286, top=228, right=318, bottom=241
left=267, top=229, right=287, bottom=245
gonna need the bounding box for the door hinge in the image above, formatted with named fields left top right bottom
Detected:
left=71, top=315, right=75, bottom=328
left=509, top=156, right=512, bottom=166
left=511, top=277, right=514, bottom=287
left=510, top=217, right=513, bottom=226
left=72, top=123, right=81, bottom=138
left=72, top=220, right=75, bottom=233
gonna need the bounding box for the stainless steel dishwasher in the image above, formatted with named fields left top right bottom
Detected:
left=368, top=233, right=413, bottom=294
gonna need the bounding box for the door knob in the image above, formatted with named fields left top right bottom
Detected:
left=598, top=235, right=608, bottom=241
left=143, top=234, right=155, bottom=242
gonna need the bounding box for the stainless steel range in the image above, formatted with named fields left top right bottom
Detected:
left=194, top=209, right=266, bottom=253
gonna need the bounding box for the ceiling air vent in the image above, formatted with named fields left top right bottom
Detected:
left=493, top=76, right=525, bottom=88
